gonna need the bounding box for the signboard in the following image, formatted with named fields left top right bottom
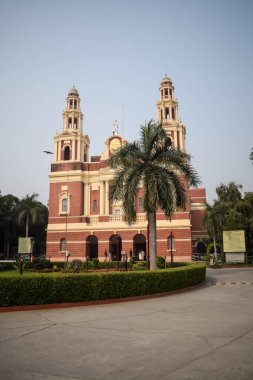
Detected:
left=18, top=237, right=33, bottom=254
left=223, top=230, right=246, bottom=253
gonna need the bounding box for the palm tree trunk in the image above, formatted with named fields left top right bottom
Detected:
left=26, top=214, right=29, bottom=238
left=213, top=235, right=218, bottom=262
left=6, top=240, right=10, bottom=259
left=148, top=211, right=157, bottom=270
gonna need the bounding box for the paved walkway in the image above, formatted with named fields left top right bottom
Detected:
left=0, top=268, right=253, bottom=379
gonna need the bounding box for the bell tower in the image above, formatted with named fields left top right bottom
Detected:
left=53, top=86, right=90, bottom=163
left=157, top=75, right=186, bottom=150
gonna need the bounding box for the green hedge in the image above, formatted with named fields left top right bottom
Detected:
left=0, top=263, right=206, bottom=307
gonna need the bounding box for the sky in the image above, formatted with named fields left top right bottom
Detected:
left=0, top=0, right=252, bottom=205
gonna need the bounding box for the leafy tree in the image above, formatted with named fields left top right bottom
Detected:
left=204, top=182, right=253, bottom=258
left=109, top=120, right=200, bottom=270
left=29, top=203, right=48, bottom=256
left=202, top=203, right=224, bottom=261
left=216, top=181, right=242, bottom=203
left=16, top=193, right=44, bottom=238
left=0, top=194, right=20, bottom=257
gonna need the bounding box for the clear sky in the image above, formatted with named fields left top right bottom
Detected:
left=0, top=0, right=252, bottom=205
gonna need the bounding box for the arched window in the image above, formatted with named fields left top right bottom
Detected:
left=58, top=191, right=70, bottom=215
left=64, top=146, right=70, bottom=160
left=60, top=238, right=66, bottom=251
left=138, top=197, right=144, bottom=210
left=93, top=199, right=97, bottom=212
left=167, top=235, right=175, bottom=250
left=62, top=198, right=68, bottom=213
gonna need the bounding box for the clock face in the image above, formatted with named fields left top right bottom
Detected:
left=110, top=138, right=121, bottom=153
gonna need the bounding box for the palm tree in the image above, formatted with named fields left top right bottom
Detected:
left=109, top=120, right=200, bottom=270
left=16, top=193, right=42, bottom=237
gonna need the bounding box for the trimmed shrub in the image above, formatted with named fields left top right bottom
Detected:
left=129, top=256, right=138, bottom=264
left=0, top=263, right=206, bottom=307
left=156, top=256, right=166, bottom=269
left=51, top=261, right=65, bottom=268
left=32, top=258, right=53, bottom=270
left=0, top=262, right=16, bottom=271
left=132, top=262, right=148, bottom=271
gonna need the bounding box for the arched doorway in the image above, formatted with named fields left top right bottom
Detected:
left=197, top=241, right=206, bottom=254
left=133, top=234, right=146, bottom=259
left=109, top=234, right=122, bottom=261
left=86, top=235, right=98, bottom=259
left=64, top=146, right=70, bottom=160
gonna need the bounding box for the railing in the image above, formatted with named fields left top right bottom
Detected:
left=88, top=213, right=147, bottom=224
left=109, top=215, right=123, bottom=222
left=89, top=216, right=99, bottom=224
left=136, top=214, right=146, bottom=222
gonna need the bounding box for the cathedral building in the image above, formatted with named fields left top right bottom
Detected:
left=46, top=75, right=208, bottom=262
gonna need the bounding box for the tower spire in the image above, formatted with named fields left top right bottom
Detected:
left=53, top=87, right=90, bottom=163
left=156, top=75, right=186, bottom=150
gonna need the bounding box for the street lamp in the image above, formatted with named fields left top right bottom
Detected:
left=147, top=223, right=150, bottom=270
left=169, top=232, right=174, bottom=267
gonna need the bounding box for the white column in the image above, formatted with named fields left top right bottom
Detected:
left=174, top=129, right=178, bottom=148
left=179, top=131, right=183, bottom=151
left=100, top=181, right=104, bottom=215
left=175, top=104, right=179, bottom=121
left=77, top=139, right=81, bottom=161
left=57, top=142, right=61, bottom=161
left=85, top=183, right=90, bottom=215
left=105, top=180, right=109, bottom=215
left=72, top=138, right=76, bottom=161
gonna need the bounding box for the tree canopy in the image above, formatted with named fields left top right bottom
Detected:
left=0, top=193, right=48, bottom=258
left=203, top=181, right=253, bottom=256
left=109, top=120, right=200, bottom=269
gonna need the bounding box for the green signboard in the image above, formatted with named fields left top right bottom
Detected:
left=223, top=230, right=246, bottom=253
left=18, top=237, right=33, bottom=254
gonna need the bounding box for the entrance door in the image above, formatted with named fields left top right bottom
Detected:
left=197, top=241, right=206, bottom=254
left=109, top=235, right=122, bottom=261
left=133, top=234, right=146, bottom=259
left=86, top=235, right=98, bottom=259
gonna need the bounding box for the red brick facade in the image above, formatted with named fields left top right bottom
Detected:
left=46, top=79, right=208, bottom=262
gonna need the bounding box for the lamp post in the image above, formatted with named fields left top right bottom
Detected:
left=169, top=232, right=174, bottom=268
left=147, top=223, right=150, bottom=270
left=43, top=150, right=54, bottom=260
left=64, top=172, right=70, bottom=262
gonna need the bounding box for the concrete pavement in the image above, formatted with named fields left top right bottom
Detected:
left=0, top=268, right=252, bottom=379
